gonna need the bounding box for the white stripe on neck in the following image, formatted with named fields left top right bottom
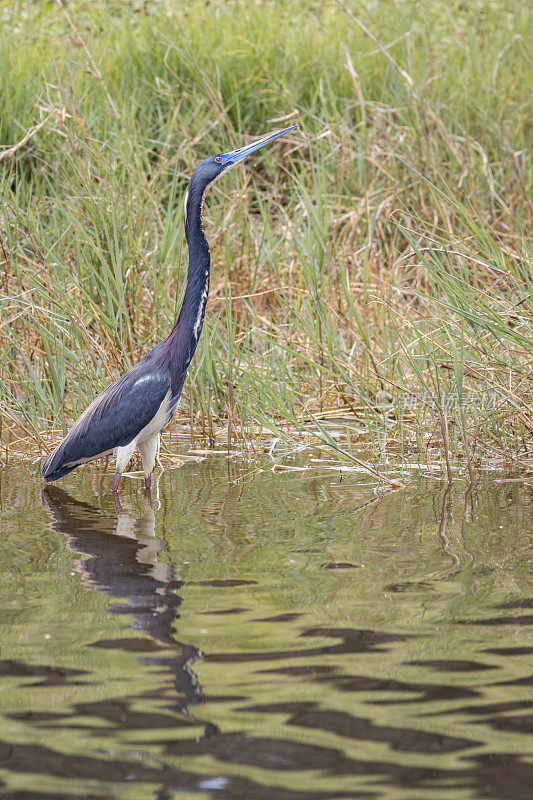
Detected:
left=183, top=187, right=189, bottom=227
left=193, top=270, right=210, bottom=340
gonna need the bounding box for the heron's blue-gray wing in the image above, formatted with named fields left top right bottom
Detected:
left=42, top=369, right=171, bottom=481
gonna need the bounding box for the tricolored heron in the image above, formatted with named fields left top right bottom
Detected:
left=42, top=125, right=296, bottom=498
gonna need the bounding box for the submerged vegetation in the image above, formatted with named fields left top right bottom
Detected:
left=0, top=0, right=531, bottom=478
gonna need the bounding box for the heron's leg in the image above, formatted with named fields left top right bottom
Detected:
left=113, top=440, right=138, bottom=496
left=112, top=488, right=123, bottom=514
left=112, top=473, right=122, bottom=512
left=137, top=434, right=159, bottom=497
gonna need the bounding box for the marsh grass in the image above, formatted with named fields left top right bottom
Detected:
left=0, top=0, right=531, bottom=478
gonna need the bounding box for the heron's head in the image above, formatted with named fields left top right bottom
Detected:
left=185, top=125, right=296, bottom=229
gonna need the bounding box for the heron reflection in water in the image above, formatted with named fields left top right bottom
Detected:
left=42, top=486, right=214, bottom=728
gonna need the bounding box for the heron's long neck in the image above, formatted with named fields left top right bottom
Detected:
left=164, top=176, right=211, bottom=394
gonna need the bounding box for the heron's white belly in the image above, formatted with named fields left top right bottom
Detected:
left=137, top=390, right=178, bottom=442
left=114, top=391, right=180, bottom=475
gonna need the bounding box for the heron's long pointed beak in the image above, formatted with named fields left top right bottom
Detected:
left=220, top=125, right=296, bottom=167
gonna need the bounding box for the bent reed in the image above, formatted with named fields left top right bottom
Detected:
left=1, top=0, right=531, bottom=480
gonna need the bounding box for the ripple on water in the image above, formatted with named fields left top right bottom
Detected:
left=0, top=464, right=531, bottom=800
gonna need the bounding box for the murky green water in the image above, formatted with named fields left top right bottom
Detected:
left=0, top=460, right=531, bottom=800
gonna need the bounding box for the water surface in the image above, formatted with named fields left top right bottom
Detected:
left=0, top=460, right=531, bottom=799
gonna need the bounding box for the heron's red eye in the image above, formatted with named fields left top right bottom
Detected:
left=215, top=155, right=223, bottom=163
